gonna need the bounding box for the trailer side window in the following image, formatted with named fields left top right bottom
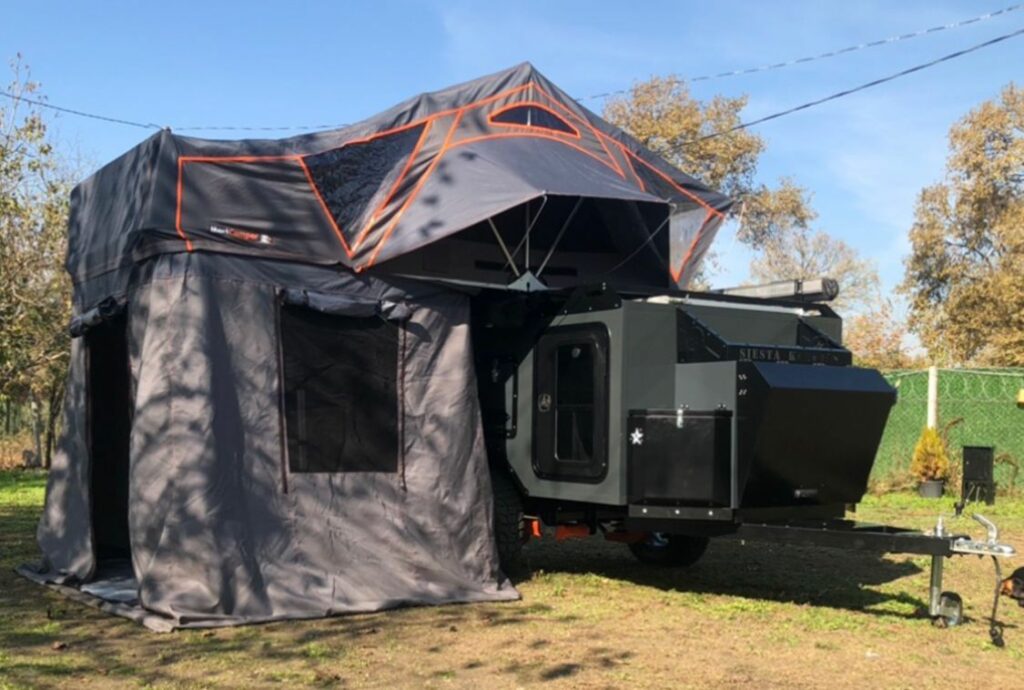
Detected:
left=280, top=305, right=398, bottom=473
left=532, top=324, right=609, bottom=483
left=556, top=344, right=596, bottom=462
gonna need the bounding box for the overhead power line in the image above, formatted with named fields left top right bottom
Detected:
left=1, top=14, right=1022, bottom=137
left=580, top=3, right=1024, bottom=101
left=0, top=89, right=353, bottom=132
left=674, top=24, right=1024, bottom=146
left=0, top=90, right=351, bottom=132
left=174, top=122, right=351, bottom=132
left=0, top=89, right=161, bottom=130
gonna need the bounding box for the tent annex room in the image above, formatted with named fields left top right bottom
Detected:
left=19, top=62, right=732, bottom=630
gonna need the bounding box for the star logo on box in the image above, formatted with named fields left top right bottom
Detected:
left=629, top=428, right=644, bottom=446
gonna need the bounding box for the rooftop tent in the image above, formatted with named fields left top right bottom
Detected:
left=22, top=63, right=734, bottom=630
left=66, top=62, right=732, bottom=302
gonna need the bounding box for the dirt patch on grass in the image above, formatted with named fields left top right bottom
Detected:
left=2, top=470, right=1022, bottom=688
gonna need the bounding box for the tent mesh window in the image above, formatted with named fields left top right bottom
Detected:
left=280, top=305, right=399, bottom=473
left=302, top=123, right=426, bottom=246
left=491, top=105, right=576, bottom=135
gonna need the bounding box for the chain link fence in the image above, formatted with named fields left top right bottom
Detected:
left=874, top=368, right=1024, bottom=490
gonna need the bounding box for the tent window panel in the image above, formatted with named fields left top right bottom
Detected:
left=302, top=124, right=426, bottom=245
left=491, top=105, right=577, bottom=136
left=280, top=305, right=399, bottom=473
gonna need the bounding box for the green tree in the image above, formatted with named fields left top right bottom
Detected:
left=0, top=57, right=74, bottom=466
left=902, top=83, right=1024, bottom=366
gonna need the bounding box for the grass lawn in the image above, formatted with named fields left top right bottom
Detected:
left=1, top=469, right=1022, bottom=689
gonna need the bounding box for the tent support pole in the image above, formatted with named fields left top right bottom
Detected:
left=537, top=197, right=584, bottom=278
left=488, top=218, right=521, bottom=277
left=504, top=195, right=549, bottom=273
left=603, top=215, right=670, bottom=277
left=524, top=202, right=530, bottom=272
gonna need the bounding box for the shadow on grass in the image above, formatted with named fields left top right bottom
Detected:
left=2, top=494, right=590, bottom=687
left=518, top=532, right=928, bottom=620
left=0, top=474, right=938, bottom=688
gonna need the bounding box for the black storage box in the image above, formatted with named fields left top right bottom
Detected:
left=627, top=409, right=732, bottom=506
left=963, top=445, right=996, bottom=505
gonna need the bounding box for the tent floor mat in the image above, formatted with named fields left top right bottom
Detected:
left=80, top=559, right=139, bottom=605
left=16, top=562, right=175, bottom=632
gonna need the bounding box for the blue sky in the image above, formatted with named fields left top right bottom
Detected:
left=3, top=0, right=1022, bottom=303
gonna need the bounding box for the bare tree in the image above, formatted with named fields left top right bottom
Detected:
left=749, top=225, right=880, bottom=312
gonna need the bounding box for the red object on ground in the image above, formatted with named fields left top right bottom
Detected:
left=555, top=525, right=591, bottom=541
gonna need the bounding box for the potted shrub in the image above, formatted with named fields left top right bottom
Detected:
left=911, top=426, right=950, bottom=498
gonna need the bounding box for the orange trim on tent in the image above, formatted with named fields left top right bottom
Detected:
left=487, top=101, right=581, bottom=138
left=413, top=82, right=534, bottom=128
left=177, top=154, right=356, bottom=258
left=177, top=154, right=298, bottom=164
left=333, top=119, right=429, bottom=150
left=296, top=156, right=354, bottom=257
left=353, top=119, right=435, bottom=251
left=623, top=150, right=647, bottom=191
left=174, top=158, right=194, bottom=252
left=360, top=129, right=634, bottom=269
left=173, top=79, right=722, bottom=272
left=451, top=131, right=620, bottom=172
left=620, top=145, right=724, bottom=219
left=671, top=208, right=715, bottom=283
left=364, top=111, right=465, bottom=270
left=173, top=84, right=536, bottom=256
left=530, top=85, right=626, bottom=179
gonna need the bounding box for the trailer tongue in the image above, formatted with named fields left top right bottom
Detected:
left=724, top=514, right=1014, bottom=643
left=475, top=283, right=1016, bottom=643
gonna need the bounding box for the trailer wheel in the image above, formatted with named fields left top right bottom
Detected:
left=629, top=533, right=709, bottom=567
left=491, top=471, right=527, bottom=575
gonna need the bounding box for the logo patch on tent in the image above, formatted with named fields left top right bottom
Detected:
left=210, top=223, right=273, bottom=245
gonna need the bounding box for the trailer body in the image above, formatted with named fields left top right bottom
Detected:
left=474, top=285, right=1015, bottom=636
left=479, top=287, right=895, bottom=528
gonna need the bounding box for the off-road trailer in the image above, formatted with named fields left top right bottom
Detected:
left=472, top=282, right=1016, bottom=640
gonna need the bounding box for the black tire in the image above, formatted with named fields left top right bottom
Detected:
left=491, top=471, right=527, bottom=575
left=628, top=533, right=709, bottom=567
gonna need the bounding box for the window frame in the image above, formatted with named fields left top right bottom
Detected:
left=531, top=323, right=610, bottom=484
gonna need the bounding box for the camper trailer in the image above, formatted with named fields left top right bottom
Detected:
left=473, top=278, right=1014, bottom=634
left=20, top=63, right=1013, bottom=635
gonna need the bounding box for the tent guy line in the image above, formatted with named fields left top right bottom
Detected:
left=3, top=20, right=1023, bottom=140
